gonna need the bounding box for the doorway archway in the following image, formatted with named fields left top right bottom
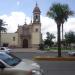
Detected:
left=23, top=39, right=28, bottom=48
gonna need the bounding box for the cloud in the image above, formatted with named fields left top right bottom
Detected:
left=41, top=16, right=57, bottom=39
left=17, top=1, right=20, bottom=6
left=0, top=11, right=75, bottom=40
left=64, top=18, right=75, bottom=32
left=0, top=12, right=31, bottom=32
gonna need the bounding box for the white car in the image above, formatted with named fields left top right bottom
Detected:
left=68, top=51, right=75, bottom=56
left=0, top=47, right=11, bottom=53
left=0, top=52, right=43, bottom=75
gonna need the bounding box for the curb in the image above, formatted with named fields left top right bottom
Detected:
left=33, top=56, right=75, bottom=61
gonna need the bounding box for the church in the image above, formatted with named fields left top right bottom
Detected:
left=1, top=3, right=42, bottom=48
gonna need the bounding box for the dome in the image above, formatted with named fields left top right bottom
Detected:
left=33, top=3, right=40, bottom=13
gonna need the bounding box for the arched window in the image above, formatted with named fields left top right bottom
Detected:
left=35, top=28, right=38, bottom=32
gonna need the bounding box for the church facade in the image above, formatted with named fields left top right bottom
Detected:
left=1, top=4, right=42, bottom=48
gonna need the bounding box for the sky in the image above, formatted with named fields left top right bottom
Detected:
left=0, top=0, right=75, bottom=40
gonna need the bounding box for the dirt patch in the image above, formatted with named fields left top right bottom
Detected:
left=34, top=56, right=75, bottom=61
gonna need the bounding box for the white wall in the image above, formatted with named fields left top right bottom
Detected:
left=1, top=33, right=18, bottom=47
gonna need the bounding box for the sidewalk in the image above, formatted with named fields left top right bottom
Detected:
left=11, top=48, right=38, bottom=52
left=11, top=48, right=69, bottom=53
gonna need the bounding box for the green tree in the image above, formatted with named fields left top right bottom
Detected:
left=44, top=32, right=55, bottom=47
left=47, top=3, right=73, bottom=57
left=65, top=31, right=75, bottom=48
left=0, top=19, right=7, bottom=46
left=61, top=5, right=73, bottom=41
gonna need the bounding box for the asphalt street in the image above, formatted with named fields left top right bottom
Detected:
left=12, top=51, right=68, bottom=59
left=37, top=61, right=75, bottom=75
left=12, top=52, right=75, bottom=75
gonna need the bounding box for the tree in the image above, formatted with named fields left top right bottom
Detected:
left=0, top=19, right=7, bottom=46
left=47, top=3, right=73, bottom=57
left=44, top=32, right=55, bottom=47
left=65, top=31, right=75, bottom=48
left=61, top=5, right=73, bottom=41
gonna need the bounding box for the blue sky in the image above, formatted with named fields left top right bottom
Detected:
left=0, top=0, right=75, bottom=39
left=0, top=0, right=75, bottom=16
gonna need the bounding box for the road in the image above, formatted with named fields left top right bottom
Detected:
left=12, top=52, right=75, bottom=75
left=12, top=51, right=68, bottom=59
left=37, top=61, right=75, bottom=75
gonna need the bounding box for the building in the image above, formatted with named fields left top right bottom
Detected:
left=1, top=3, right=42, bottom=48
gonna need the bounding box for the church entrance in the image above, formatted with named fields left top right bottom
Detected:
left=23, top=39, right=28, bottom=48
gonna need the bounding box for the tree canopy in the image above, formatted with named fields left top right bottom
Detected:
left=65, top=31, right=75, bottom=44
left=0, top=19, right=7, bottom=46
left=47, top=3, right=73, bottom=25
left=0, top=19, right=7, bottom=32
left=44, top=32, right=55, bottom=47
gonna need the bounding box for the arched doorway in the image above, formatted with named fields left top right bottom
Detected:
left=23, top=39, right=28, bottom=48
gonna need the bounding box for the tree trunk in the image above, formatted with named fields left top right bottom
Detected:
left=57, top=24, right=61, bottom=57
left=62, top=23, right=63, bottom=41
left=0, top=31, right=1, bottom=46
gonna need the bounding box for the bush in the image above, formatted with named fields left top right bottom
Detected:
left=39, top=44, right=44, bottom=50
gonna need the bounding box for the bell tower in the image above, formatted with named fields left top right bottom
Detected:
left=31, top=3, right=42, bottom=48
left=33, top=3, right=41, bottom=23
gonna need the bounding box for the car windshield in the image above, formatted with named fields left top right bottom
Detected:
left=0, top=53, right=21, bottom=66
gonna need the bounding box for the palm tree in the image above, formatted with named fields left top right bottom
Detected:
left=0, top=19, right=7, bottom=46
left=61, top=4, right=73, bottom=41
left=47, top=3, right=73, bottom=57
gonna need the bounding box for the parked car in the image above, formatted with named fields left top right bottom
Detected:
left=0, top=47, right=11, bottom=53
left=68, top=51, right=75, bottom=56
left=0, top=52, right=43, bottom=75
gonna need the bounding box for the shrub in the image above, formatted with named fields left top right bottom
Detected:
left=39, top=44, right=44, bottom=50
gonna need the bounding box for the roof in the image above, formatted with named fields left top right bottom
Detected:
left=33, top=3, right=40, bottom=13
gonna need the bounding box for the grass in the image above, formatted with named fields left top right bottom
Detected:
left=44, top=47, right=75, bottom=51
